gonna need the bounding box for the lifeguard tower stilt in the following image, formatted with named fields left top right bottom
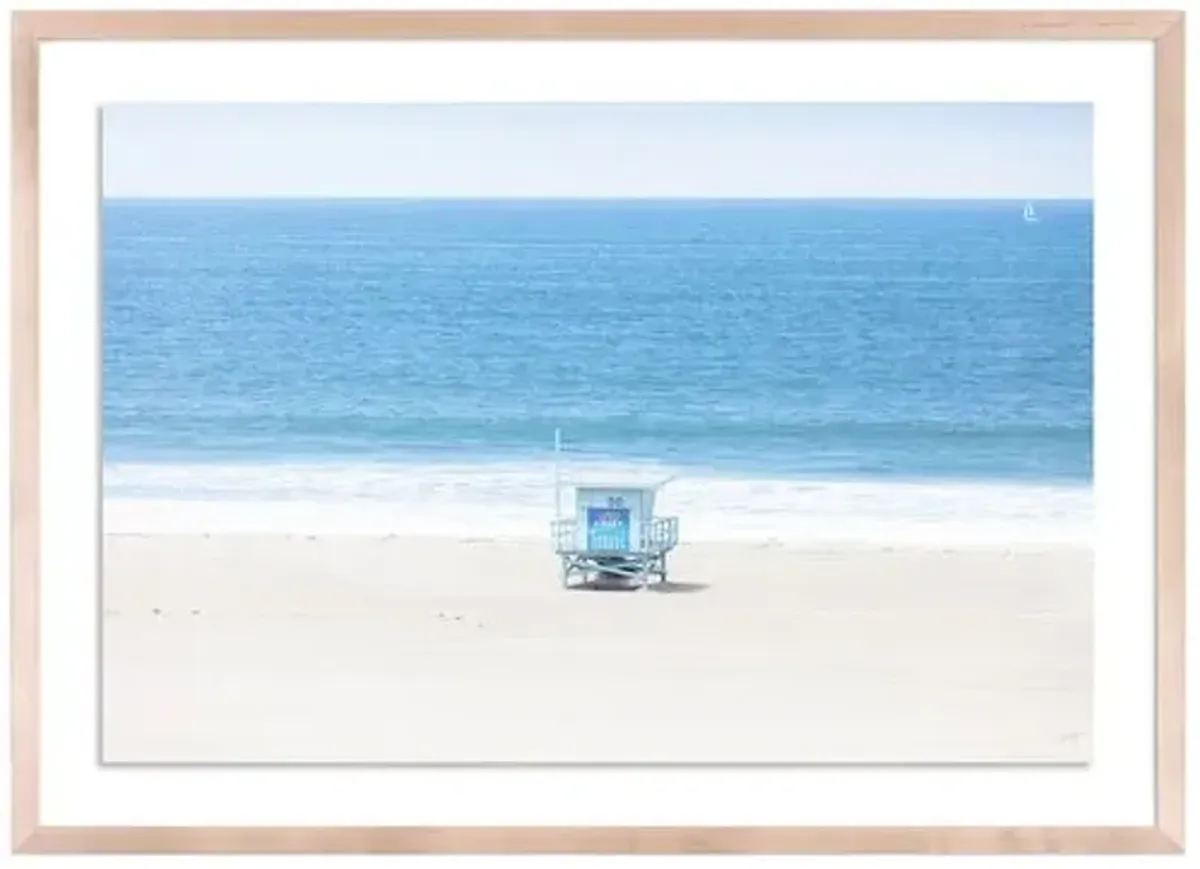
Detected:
left=549, top=430, right=680, bottom=590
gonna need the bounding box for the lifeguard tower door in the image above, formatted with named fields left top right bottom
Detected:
left=586, top=505, right=630, bottom=551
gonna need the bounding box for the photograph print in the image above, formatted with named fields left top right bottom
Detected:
left=101, top=103, right=1093, bottom=764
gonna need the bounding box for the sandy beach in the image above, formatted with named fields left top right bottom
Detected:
left=101, top=534, right=1091, bottom=764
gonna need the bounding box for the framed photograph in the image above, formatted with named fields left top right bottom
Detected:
left=10, top=8, right=1185, bottom=854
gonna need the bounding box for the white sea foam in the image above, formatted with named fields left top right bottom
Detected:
left=103, top=460, right=1092, bottom=546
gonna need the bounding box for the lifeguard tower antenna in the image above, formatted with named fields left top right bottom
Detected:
left=549, top=429, right=680, bottom=589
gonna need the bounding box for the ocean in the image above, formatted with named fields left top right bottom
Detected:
left=102, top=199, right=1093, bottom=542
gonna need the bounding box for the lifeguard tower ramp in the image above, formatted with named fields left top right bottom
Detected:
left=551, top=485, right=680, bottom=589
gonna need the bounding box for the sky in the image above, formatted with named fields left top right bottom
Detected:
left=102, top=102, right=1092, bottom=200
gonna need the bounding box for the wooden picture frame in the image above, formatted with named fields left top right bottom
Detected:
left=10, top=9, right=1186, bottom=855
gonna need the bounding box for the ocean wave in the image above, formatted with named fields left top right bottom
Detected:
left=103, top=460, right=1092, bottom=545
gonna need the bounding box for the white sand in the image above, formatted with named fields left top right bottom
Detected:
left=101, top=535, right=1091, bottom=764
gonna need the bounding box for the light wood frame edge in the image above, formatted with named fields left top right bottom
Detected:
left=1154, top=9, right=1187, bottom=853
left=9, top=9, right=1186, bottom=856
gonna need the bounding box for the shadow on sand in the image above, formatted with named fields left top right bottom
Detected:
left=567, top=579, right=710, bottom=594
left=644, top=581, right=709, bottom=594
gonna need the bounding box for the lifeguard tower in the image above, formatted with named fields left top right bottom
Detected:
left=549, top=430, right=680, bottom=589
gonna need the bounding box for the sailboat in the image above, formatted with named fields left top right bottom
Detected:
left=1022, top=201, right=1040, bottom=223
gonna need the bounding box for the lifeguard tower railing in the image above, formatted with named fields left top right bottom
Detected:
left=552, top=515, right=679, bottom=557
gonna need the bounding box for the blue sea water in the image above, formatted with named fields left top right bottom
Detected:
left=102, top=199, right=1093, bottom=539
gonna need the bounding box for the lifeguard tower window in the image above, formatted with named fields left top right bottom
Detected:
left=586, top=506, right=631, bottom=551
